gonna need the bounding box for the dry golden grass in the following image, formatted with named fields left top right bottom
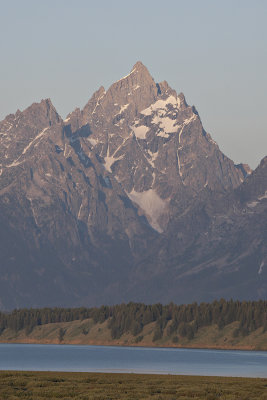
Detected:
left=0, top=371, right=267, bottom=400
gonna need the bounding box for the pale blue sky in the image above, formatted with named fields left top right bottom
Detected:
left=1, top=0, right=266, bottom=168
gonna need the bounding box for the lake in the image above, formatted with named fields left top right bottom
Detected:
left=0, top=344, right=267, bottom=377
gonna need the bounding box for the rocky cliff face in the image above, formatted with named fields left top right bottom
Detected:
left=0, top=95, right=155, bottom=309
left=0, top=62, right=264, bottom=310
left=122, top=156, right=267, bottom=305
left=66, top=62, right=247, bottom=232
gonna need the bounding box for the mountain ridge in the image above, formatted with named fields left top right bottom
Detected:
left=0, top=62, right=265, bottom=310
left=64, top=62, right=249, bottom=232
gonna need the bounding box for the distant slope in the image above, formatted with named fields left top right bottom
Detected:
left=2, top=318, right=267, bottom=351
left=126, top=156, right=267, bottom=304
left=1, top=301, right=267, bottom=350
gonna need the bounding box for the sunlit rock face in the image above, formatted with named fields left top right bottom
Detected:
left=66, top=61, right=246, bottom=232
left=0, top=62, right=265, bottom=310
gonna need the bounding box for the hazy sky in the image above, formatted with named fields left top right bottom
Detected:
left=1, top=0, right=266, bottom=168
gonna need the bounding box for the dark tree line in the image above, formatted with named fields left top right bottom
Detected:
left=0, top=299, right=266, bottom=340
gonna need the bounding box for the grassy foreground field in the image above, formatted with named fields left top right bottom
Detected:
left=0, top=371, right=267, bottom=400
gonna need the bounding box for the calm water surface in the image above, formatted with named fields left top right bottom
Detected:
left=0, top=344, right=267, bottom=377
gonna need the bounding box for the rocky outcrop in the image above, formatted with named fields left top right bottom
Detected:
left=66, top=62, right=246, bottom=232
left=0, top=95, right=154, bottom=309
left=124, top=156, right=267, bottom=304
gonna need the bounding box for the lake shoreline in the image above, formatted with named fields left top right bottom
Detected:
left=0, top=338, right=265, bottom=352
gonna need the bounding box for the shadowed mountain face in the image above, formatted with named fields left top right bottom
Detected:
left=0, top=62, right=265, bottom=310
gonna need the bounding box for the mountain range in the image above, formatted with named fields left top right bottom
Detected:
left=0, top=62, right=266, bottom=310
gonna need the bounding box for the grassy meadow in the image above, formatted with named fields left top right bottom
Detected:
left=0, top=371, right=267, bottom=400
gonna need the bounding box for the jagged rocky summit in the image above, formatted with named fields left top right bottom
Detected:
left=65, top=61, right=248, bottom=232
left=0, top=62, right=265, bottom=310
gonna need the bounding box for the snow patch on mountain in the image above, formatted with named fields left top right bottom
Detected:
left=247, top=201, right=259, bottom=208
left=4, top=127, right=49, bottom=168
left=127, top=189, right=167, bottom=232
left=115, top=67, right=137, bottom=84
left=118, top=104, right=129, bottom=114
left=152, top=115, right=178, bottom=135
left=22, top=127, right=49, bottom=155
left=258, top=261, right=264, bottom=275
left=88, top=138, right=98, bottom=146
left=147, top=150, right=158, bottom=167
left=104, top=154, right=123, bottom=173
left=258, top=191, right=267, bottom=201
left=183, top=115, right=197, bottom=125
left=141, top=95, right=179, bottom=116
left=92, top=92, right=106, bottom=114
left=132, top=125, right=149, bottom=139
